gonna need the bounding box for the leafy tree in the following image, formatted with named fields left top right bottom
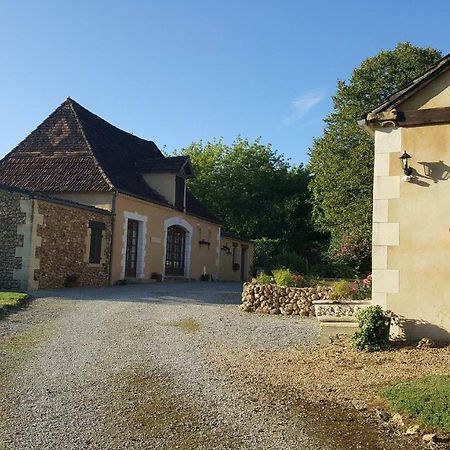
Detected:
left=309, top=42, right=442, bottom=274
left=174, top=137, right=324, bottom=263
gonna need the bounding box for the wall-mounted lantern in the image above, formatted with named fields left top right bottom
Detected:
left=221, top=244, right=231, bottom=254
left=199, top=239, right=211, bottom=249
left=400, top=151, right=413, bottom=181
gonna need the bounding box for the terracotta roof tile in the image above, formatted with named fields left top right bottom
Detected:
left=0, top=98, right=219, bottom=223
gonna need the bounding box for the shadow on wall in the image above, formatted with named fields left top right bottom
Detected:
left=409, top=161, right=450, bottom=187
left=392, top=315, right=450, bottom=342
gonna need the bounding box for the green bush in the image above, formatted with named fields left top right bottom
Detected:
left=351, top=305, right=390, bottom=352
left=309, top=262, right=355, bottom=279
left=273, top=268, right=294, bottom=287
left=330, top=280, right=353, bottom=300
left=252, top=238, right=282, bottom=272
left=271, top=251, right=309, bottom=274
left=255, top=272, right=272, bottom=285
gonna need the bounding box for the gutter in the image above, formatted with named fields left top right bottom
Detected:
left=108, top=190, right=117, bottom=286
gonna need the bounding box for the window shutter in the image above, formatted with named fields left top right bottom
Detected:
left=88, top=221, right=105, bottom=264
left=175, top=176, right=185, bottom=210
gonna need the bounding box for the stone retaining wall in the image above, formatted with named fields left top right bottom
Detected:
left=240, top=282, right=332, bottom=316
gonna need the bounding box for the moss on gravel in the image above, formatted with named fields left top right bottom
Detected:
left=114, top=368, right=238, bottom=449
left=168, top=318, right=201, bottom=334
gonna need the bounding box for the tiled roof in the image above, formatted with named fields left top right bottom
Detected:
left=0, top=183, right=113, bottom=215
left=138, top=156, right=193, bottom=175
left=0, top=98, right=219, bottom=223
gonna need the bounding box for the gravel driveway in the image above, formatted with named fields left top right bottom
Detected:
left=0, top=282, right=321, bottom=450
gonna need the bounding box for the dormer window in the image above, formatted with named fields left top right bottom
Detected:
left=175, top=176, right=185, bottom=210
left=139, top=156, right=194, bottom=208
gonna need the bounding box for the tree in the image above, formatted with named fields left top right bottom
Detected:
left=308, top=42, right=442, bottom=274
left=173, top=137, right=324, bottom=263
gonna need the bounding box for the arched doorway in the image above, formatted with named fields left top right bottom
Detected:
left=165, top=225, right=186, bottom=276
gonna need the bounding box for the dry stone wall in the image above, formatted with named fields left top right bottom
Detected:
left=0, top=189, right=26, bottom=290
left=240, top=282, right=332, bottom=316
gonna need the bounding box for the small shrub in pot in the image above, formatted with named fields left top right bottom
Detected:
left=330, top=280, right=353, bottom=300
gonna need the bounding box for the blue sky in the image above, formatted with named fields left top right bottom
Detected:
left=0, top=1, right=448, bottom=165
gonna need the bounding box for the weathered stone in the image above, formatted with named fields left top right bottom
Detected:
left=351, top=400, right=367, bottom=411
left=435, top=434, right=450, bottom=443
left=417, top=337, right=436, bottom=349
left=375, top=409, right=390, bottom=422
left=405, top=425, right=420, bottom=435
left=390, top=413, right=404, bottom=428
left=422, top=433, right=436, bottom=443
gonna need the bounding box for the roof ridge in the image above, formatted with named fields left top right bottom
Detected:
left=67, top=99, right=115, bottom=191
left=67, top=98, right=157, bottom=146
left=366, top=52, right=450, bottom=117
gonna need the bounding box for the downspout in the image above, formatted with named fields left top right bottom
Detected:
left=357, top=118, right=375, bottom=137
left=108, top=190, right=117, bottom=286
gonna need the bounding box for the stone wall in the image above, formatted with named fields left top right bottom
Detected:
left=0, top=189, right=26, bottom=290
left=240, top=282, right=332, bottom=316
left=36, top=200, right=112, bottom=289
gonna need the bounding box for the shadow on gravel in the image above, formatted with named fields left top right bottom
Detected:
left=30, top=283, right=242, bottom=306
left=0, top=295, right=32, bottom=321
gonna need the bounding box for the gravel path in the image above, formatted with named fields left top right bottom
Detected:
left=0, top=282, right=322, bottom=450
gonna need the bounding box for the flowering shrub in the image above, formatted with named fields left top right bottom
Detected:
left=350, top=273, right=372, bottom=300
left=331, top=274, right=372, bottom=300
left=330, top=234, right=371, bottom=275
left=292, top=274, right=305, bottom=287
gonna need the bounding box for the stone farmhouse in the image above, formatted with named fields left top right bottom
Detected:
left=0, top=99, right=252, bottom=290
left=361, top=53, right=450, bottom=340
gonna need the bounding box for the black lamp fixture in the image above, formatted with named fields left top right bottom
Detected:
left=400, top=151, right=412, bottom=176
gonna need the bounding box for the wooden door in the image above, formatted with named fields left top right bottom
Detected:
left=240, top=246, right=248, bottom=282
left=165, top=225, right=186, bottom=276
left=125, top=219, right=139, bottom=277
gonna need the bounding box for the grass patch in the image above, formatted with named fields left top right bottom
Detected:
left=381, top=375, right=450, bottom=431
left=0, top=292, right=29, bottom=315
left=168, top=318, right=201, bottom=334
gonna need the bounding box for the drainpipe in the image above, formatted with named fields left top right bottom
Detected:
left=108, top=191, right=117, bottom=286
left=357, top=118, right=375, bottom=137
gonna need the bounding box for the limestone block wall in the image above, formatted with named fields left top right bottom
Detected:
left=240, top=282, right=332, bottom=316
left=0, top=189, right=26, bottom=290
left=36, top=200, right=112, bottom=289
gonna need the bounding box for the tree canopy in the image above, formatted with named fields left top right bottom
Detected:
left=173, top=137, right=324, bottom=262
left=308, top=42, right=442, bottom=273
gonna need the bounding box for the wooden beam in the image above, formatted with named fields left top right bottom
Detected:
left=397, top=107, right=450, bottom=127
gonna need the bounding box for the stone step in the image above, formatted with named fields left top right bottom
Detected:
left=124, top=278, right=157, bottom=285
